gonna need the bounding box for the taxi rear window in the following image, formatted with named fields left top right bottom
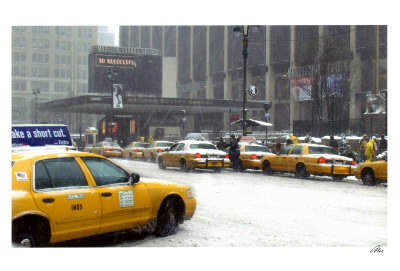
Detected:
left=35, top=158, right=88, bottom=190
left=308, top=146, right=338, bottom=155
left=157, top=142, right=173, bottom=147
left=190, top=144, right=217, bottom=150
left=245, top=145, right=271, bottom=153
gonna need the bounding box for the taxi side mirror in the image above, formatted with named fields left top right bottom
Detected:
left=130, top=173, right=140, bottom=184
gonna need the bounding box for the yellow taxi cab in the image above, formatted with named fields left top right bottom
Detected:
left=89, top=141, right=122, bottom=158
left=260, top=143, right=356, bottom=181
left=225, top=142, right=275, bottom=171
left=11, top=125, right=196, bottom=247
left=354, top=151, right=387, bottom=186
left=157, top=140, right=230, bottom=172
left=143, top=140, right=174, bottom=162
left=121, top=142, right=149, bottom=159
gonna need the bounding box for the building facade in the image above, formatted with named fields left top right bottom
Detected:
left=11, top=26, right=105, bottom=132
left=119, top=25, right=387, bottom=136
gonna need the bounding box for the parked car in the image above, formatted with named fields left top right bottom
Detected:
left=89, top=141, right=122, bottom=158
left=122, top=142, right=149, bottom=159
left=12, top=148, right=196, bottom=247
left=143, top=141, right=174, bottom=162
left=225, top=142, right=275, bottom=171
left=260, top=143, right=356, bottom=181
left=354, top=151, right=387, bottom=186
left=157, top=140, right=230, bottom=172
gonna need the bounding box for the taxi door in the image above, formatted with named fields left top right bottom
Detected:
left=79, top=157, right=151, bottom=235
left=272, top=145, right=293, bottom=171
left=172, top=143, right=186, bottom=167
left=375, top=161, right=387, bottom=180
left=163, top=143, right=178, bottom=166
left=32, top=157, right=102, bottom=243
left=288, top=145, right=303, bottom=172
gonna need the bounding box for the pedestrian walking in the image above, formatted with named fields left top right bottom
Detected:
left=359, top=134, right=368, bottom=162
left=290, top=134, right=299, bottom=144
left=379, top=134, right=387, bottom=153
left=229, top=134, right=241, bottom=171
left=364, top=136, right=376, bottom=163
left=329, top=135, right=338, bottom=151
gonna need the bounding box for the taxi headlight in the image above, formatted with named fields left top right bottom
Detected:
left=186, top=188, right=194, bottom=198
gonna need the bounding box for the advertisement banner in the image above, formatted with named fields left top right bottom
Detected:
left=290, top=77, right=313, bottom=101
left=12, top=124, right=72, bottom=146
left=113, top=84, right=123, bottom=108
left=326, top=72, right=347, bottom=96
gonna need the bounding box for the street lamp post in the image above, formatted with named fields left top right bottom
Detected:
left=233, top=25, right=259, bottom=136
left=108, top=66, right=118, bottom=140
left=32, top=88, right=40, bottom=124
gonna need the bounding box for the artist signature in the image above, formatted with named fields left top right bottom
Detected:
left=370, top=245, right=384, bottom=253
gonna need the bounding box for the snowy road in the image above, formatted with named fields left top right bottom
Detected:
left=58, top=158, right=387, bottom=247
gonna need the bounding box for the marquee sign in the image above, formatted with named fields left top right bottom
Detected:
left=95, top=54, right=137, bottom=68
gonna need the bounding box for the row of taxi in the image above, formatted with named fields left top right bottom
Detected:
left=12, top=125, right=196, bottom=247
left=86, top=138, right=387, bottom=186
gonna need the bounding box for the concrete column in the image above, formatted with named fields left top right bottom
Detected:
left=223, top=26, right=232, bottom=132
left=349, top=25, right=362, bottom=120
left=265, top=26, right=275, bottom=130
left=289, top=25, right=296, bottom=131
left=206, top=26, right=214, bottom=99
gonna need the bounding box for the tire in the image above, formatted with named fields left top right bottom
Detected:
left=332, top=175, right=345, bottom=181
left=158, top=158, right=166, bottom=170
left=16, top=233, right=37, bottom=247
left=262, top=161, right=272, bottom=175
left=362, top=169, right=376, bottom=186
left=295, top=164, right=308, bottom=178
left=155, top=198, right=179, bottom=237
left=180, top=160, right=191, bottom=172
left=213, top=168, right=222, bottom=173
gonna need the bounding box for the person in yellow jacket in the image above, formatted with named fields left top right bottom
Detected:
left=290, top=134, right=299, bottom=144
left=364, top=136, right=376, bottom=163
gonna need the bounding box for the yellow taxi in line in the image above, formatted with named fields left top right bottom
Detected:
left=89, top=141, right=122, bottom=158
left=12, top=149, right=196, bottom=247
left=260, top=143, right=356, bottom=181
left=143, top=141, right=174, bottom=162
left=157, top=140, right=230, bottom=172
left=354, top=151, right=387, bottom=186
left=121, top=142, right=149, bottom=159
left=225, top=142, right=275, bottom=171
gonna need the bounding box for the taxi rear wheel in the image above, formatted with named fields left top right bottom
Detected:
left=362, top=169, right=376, bottom=186
left=180, top=160, right=191, bottom=172
left=262, top=161, right=272, bottom=175
left=158, top=158, right=166, bottom=169
left=155, top=198, right=179, bottom=237
left=295, top=164, right=309, bottom=178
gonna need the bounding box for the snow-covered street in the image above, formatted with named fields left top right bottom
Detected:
left=95, top=158, right=387, bottom=247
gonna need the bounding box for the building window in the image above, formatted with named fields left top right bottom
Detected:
left=209, top=26, right=224, bottom=75
left=12, top=80, right=26, bottom=91
left=295, top=25, right=319, bottom=65
left=270, top=26, right=290, bottom=69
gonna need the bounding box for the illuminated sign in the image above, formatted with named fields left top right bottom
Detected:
left=96, top=54, right=137, bottom=68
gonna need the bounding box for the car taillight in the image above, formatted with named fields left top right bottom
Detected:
left=317, top=157, right=327, bottom=164
left=105, top=148, right=110, bottom=151
left=352, top=160, right=356, bottom=165
left=135, top=149, right=140, bottom=152
left=250, top=154, right=258, bottom=160
left=194, top=153, right=202, bottom=159
left=225, top=153, right=230, bottom=159
left=157, top=148, right=163, bottom=153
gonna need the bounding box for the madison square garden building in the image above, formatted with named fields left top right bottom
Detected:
left=21, top=25, right=387, bottom=144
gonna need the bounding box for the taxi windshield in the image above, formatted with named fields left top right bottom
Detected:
left=104, top=142, right=120, bottom=148
left=245, top=145, right=271, bottom=153
left=308, top=146, right=338, bottom=155
left=135, top=143, right=149, bottom=148
left=190, top=144, right=217, bottom=150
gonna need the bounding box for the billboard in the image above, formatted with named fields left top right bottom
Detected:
left=290, top=77, right=314, bottom=101
left=88, top=50, right=162, bottom=96
left=12, top=124, right=72, bottom=147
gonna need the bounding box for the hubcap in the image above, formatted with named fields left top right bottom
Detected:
left=20, top=238, right=32, bottom=247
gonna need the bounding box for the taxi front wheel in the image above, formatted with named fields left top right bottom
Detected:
left=155, top=198, right=179, bottom=237
left=362, top=169, right=376, bottom=186
left=295, top=164, right=309, bottom=178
